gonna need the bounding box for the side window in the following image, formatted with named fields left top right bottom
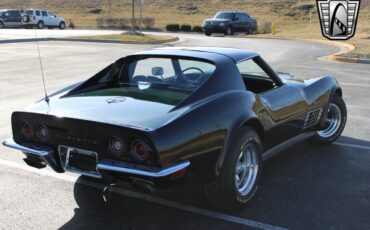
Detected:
left=241, top=14, right=246, bottom=21
left=237, top=59, right=270, bottom=79
left=4, top=12, right=10, bottom=17
left=10, top=11, right=19, bottom=17
left=36, top=11, right=40, bottom=16
left=41, top=11, right=48, bottom=17
left=237, top=58, right=281, bottom=93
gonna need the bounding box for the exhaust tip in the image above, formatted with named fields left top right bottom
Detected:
left=131, top=177, right=157, bottom=192
left=23, top=155, right=46, bottom=169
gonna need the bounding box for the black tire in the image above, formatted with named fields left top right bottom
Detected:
left=48, top=26, right=53, bottom=29
left=59, top=21, right=66, bottom=30
left=0, top=22, right=4, bottom=29
left=37, top=21, right=44, bottom=29
left=205, top=31, right=211, bottom=36
left=225, top=26, right=234, bottom=36
left=204, top=127, right=262, bottom=211
left=309, top=94, right=347, bottom=144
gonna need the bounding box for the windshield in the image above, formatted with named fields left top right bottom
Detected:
left=214, top=12, right=235, bottom=20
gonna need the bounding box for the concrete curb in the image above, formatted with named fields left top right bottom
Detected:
left=0, top=36, right=179, bottom=45
left=312, top=39, right=370, bottom=64
left=247, top=35, right=369, bottom=64
left=328, top=54, right=370, bottom=64
left=290, top=39, right=369, bottom=64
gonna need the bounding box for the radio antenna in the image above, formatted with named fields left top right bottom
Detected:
left=34, top=27, right=49, bottom=103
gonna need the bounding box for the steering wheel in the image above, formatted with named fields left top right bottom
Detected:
left=179, top=67, right=205, bottom=86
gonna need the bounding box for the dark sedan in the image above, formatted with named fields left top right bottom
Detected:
left=203, top=11, right=257, bottom=36
left=3, top=47, right=346, bottom=210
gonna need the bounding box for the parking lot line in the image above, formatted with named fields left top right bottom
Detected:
left=340, top=83, right=370, bottom=88
left=293, top=65, right=370, bottom=74
left=347, top=105, right=370, bottom=110
left=334, top=142, right=370, bottom=151
left=0, top=159, right=287, bottom=230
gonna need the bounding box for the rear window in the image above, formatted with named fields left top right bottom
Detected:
left=72, top=57, right=215, bottom=105
left=124, top=57, right=215, bottom=91
left=25, top=10, right=33, bottom=15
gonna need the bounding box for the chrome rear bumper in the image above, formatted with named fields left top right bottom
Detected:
left=2, top=138, right=190, bottom=179
left=3, top=138, right=63, bottom=172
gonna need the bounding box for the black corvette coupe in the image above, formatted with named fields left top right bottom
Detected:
left=3, top=47, right=346, bottom=210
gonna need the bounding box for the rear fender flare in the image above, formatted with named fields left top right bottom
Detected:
left=215, top=115, right=263, bottom=175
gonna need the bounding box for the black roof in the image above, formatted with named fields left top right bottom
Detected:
left=132, top=47, right=258, bottom=63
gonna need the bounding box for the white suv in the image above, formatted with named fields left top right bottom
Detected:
left=23, top=9, right=65, bottom=29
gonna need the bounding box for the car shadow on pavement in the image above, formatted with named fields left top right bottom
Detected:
left=60, top=136, right=370, bottom=230
left=59, top=177, right=245, bottom=230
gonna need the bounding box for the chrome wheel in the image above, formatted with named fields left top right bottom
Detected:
left=234, top=143, right=259, bottom=196
left=60, top=22, right=65, bottom=29
left=318, top=103, right=342, bottom=138
left=226, top=27, right=232, bottom=35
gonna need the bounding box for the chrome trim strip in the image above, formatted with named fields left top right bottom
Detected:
left=263, top=132, right=316, bottom=161
left=97, top=160, right=190, bottom=178
left=3, top=138, right=52, bottom=157
left=3, top=138, right=191, bottom=178
left=2, top=138, right=62, bottom=172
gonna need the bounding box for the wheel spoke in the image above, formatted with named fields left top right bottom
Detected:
left=234, top=143, right=259, bottom=196
left=235, top=163, right=243, bottom=174
left=318, top=103, right=342, bottom=138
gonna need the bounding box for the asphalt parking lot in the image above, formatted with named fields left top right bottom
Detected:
left=0, top=30, right=369, bottom=230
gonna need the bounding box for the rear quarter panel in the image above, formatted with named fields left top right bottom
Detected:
left=148, top=90, right=262, bottom=182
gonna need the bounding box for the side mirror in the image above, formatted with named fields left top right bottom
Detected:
left=277, top=72, right=294, bottom=80
left=152, top=67, right=164, bottom=76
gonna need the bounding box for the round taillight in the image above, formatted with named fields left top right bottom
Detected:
left=110, top=137, right=125, bottom=156
left=37, top=125, right=49, bottom=141
left=132, top=140, right=149, bottom=161
left=21, top=121, right=33, bottom=138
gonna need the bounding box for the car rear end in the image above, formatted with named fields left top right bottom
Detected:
left=22, top=9, right=37, bottom=27
left=4, top=111, right=190, bottom=190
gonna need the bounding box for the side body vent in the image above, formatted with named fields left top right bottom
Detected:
left=303, top=108, right=323, bottom=129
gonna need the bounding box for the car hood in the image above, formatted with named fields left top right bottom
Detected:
left=26, top=94, right=188, bottom=131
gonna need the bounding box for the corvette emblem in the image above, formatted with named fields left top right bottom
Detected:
left=106, top=96, right=126, bottom=104
left=317, top=0, right=360, bottom=40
